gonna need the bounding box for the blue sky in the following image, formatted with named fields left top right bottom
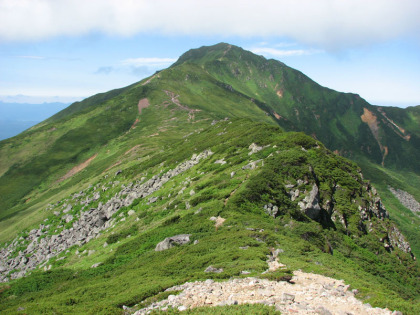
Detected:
left=1, top=0, right=420, bottom=107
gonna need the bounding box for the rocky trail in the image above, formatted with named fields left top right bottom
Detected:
left=133, top=270, right=400, bottom=315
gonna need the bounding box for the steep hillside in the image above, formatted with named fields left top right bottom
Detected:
left=1, top=119, right=418, bottom=314
left=0, top=61, right=273, bottom=222
left=0, top=43, right=419, bottom=314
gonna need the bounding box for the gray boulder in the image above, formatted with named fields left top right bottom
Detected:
left=155, top=234, right=191, bottom=251
left=298, top=183, right=321, bottom=220
left=204, top=265, right=224, bottom=273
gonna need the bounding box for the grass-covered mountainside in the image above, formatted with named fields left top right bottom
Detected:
left=175, top=43, right=420, bottom=172
left=0, top=43, right=419, bottom=314
left=0, top=119, right=419, bottom=313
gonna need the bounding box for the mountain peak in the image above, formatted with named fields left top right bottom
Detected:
left=173, top=42, right=255, bottom=66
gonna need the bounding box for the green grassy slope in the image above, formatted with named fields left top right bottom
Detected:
left=0, top=62, right=274, bottom=223
left=0, top=43, right=419, bottom=314
left=0, top=119, right=418, bottom=314
left=175, top=43, right=420, bottom=174
left=171, top=43, right=420, bottom=256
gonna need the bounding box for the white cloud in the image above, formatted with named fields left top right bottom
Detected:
left=250, top=47, right=322, bottom=57
left=1, top=0, right=420, bottom=50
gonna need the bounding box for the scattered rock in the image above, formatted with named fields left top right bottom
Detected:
left=214, top=158, right=226, bottom=165
left=148, top=196, right=158, bottom=204
left=91, top=262, right=102, bottom=268
left=155, top=234, right=191, bottom=251
left=263, top=203, right=279, bottom=217
left=282, top=293, right=295, bottom=302
left=242, top=159, right=262, bottom=170
left=204, top=266, right=224, bottom=273
left=315, top=306, right=333, bottom=315
left=248, top=143, right=263, bottom=155
left=209, top=216, right=226, bottom=228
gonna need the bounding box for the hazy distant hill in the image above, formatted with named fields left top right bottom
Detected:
left=0, top=101, right=69, bottom=140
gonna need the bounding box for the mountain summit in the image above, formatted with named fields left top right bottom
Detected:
left=0, top=43, right=419, bottom=314
left=175, top=43, right=420, bottom=172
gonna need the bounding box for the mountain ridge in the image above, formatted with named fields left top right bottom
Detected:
left=0, top=43, right=419, bottom=314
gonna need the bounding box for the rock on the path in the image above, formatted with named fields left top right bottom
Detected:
left=282, top=293, right=295, bottom=302
left=315, top=306, right=333, bottom=315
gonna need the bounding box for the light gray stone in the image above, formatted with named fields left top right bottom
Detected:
left=155, top=234, right=191, bottom=251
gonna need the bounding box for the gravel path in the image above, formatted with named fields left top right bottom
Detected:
left=133, top=270, right=400, bottom=314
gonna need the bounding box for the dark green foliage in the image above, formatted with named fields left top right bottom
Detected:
left=106, top=225, right=138, bottom=244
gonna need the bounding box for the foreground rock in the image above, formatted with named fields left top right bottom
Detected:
left=133, top=271, right=398, bottom=315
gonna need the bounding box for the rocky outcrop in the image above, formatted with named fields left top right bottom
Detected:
left=0, top=150, right=213, bottom=283
left=248, top=143, right=263, bottom=155
left=155, top=234, right=191, bottom=251
left=297, top=183, right=321, bottom=220
left=263, top=203, right=279, bottom=217
left=282, top=178, right=412, bottom=257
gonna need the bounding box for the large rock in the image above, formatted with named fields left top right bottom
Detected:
left=298, top=184, right=321, bottom=220
left=155, top=234, right=191, bottom=251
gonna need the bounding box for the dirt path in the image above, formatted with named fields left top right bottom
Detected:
left=163, top=90, right=201, bottom=121
left=57, top=153, right=97, bottom=183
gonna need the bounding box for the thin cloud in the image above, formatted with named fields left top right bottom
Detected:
left=120, top=57, right=177, bottom=67
left=95, top=57, right=176, bottom=76
left=1, top=0, right=420, bottom=50
left=251, top=47, right=323, bottom=57
left=17, top=55, right=46, bottom=60
left=95, top=66, right=114, bottom=75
